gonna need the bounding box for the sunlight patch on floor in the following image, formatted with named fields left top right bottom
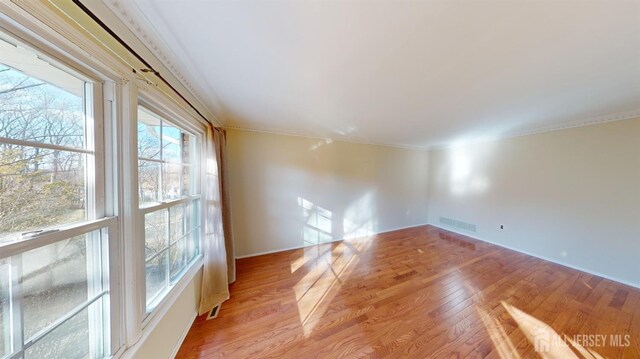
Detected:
left=477, top=307, right=521, bottom=359
left=501, top=301, right=604, bottom=358
left=294, top=242, right=361, bottom=337
left=292, top=195, right=377, bottom=336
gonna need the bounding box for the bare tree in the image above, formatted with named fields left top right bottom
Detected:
left=0, top=64, right=85, bottom=235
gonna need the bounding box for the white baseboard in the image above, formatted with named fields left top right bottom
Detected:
left=170, top=312, right=197, bottom=359
left=235, top=222, right=429, bottom=259
left=429, top=223, right=640, bottom=290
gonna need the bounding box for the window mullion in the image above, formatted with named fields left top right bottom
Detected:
left=103, top=79, right=123, bottom=355
left=121, top=82, right=143, bottom=346
left=91, top=82, right=106, bottom=219
left=0, top=136, right=94, bottom=155
left=165, top=207, right=171, bottom=301
left=159, top=120, right=164, bottom=203
left=0, top=217, right=117, bottom=259
left=85, top=80, right=102, bottom=357
left=10, top=255, right=24, bottom=358
left=139, top=196, right=200, bottom=214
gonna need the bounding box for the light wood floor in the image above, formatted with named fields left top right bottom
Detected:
left=176, top=225, right=640, bottom=358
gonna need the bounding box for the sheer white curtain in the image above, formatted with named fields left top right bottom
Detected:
left=198, top=126, right=235, bottom=315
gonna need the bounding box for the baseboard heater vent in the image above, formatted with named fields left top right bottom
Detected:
left=439, top=217, right=477, bottom=233
left=207, top=305, right=221, bottom=320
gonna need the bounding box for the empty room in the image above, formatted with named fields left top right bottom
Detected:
left=0, top=0, right=638, bottom=358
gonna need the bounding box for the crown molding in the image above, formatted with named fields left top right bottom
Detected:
left=431, top=109, right=640, bottom=150
left=227, top=109, right=640, bottom=152
left=509, top=109, right=640, bottom=139
left=100, top=0, right=224, bottom=126
left=222, top=124, right=429, bottom=151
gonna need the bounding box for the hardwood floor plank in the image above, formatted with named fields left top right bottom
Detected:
left=176, top=225, right=640, bottom=358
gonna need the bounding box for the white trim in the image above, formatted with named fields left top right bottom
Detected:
left=121, top=80, right=144, bottom=348
left=507, top=109, right=640, bottom=140
left=101, top=0, right=224, bottom=126
left=140, top=196, right=202, bottom=214
left=117, top=259, right=203, bottom=359
left=430, top=110, right=640, bottom=150
left=235, top=244, right=319, bottom=259
left=0, top=1, right=128, bottom=84
left=76, top=0, right=221, bottom=127
left=169, top=312, right=197, bottom=359
left=0, top=217, right=117, bottom=258
left=225, top=125, right=429, bottom=152
left=428, top=223, right=640, bottom=290
left=0, top=136, right=94, bottom=154
left=235, top=223, right=429, bottom=259
left=138, top=93, right=207, bottom=136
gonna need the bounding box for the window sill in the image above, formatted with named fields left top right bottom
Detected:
left=115, top=255, right=203, bottom=359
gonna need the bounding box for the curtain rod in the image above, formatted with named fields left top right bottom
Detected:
left=72, top=0, right=213, bottom=127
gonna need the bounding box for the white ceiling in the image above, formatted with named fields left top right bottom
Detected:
left=121, top=0, right=640, bottom=149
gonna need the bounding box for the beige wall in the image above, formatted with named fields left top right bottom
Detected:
left=428, top=118, right=640, bottom=287
left=227, top=129, right=430, bottom=257
left=126, top=118, right=640, bottom=359
left=130, top=269, right=202, bottom=359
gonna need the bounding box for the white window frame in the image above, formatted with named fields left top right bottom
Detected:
left=1, top=218, right=117, bottom=359
left=0, top=15, right=124, bottom=359
left=0, top=2, right=210, bottom=357
left=132, top=91, right=205, bottom=330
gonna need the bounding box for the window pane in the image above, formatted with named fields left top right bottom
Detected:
left=0, top=145, right=86, bottom=242
left=187, top=200, right=200, bottom=263
left=186, top=200, right=199, bottom=233
left=169, top=237, right=187, bottom=280
left=1, top=227, right=108, bottom=358
left=181, top=133, right=192, bottom=163
left=138, top=160, right=160, bottom=206
left=187, top=229, right=200, bottom=265
left=145, top=251, right=168, bottom=309
left=0, top=41, right=85, bottom=150
left=162, top=163, right=182, bottom=200
left=145, top=210, right=167, bottom=260
left=182, top=164, right=191, bottom=197
left=137, top=108, right=161, bottom=160
left=0, top=258, right=9, bottom=358
left=24, top=307, right=91, bottom=359
left=21, top=232, right=100, bottom=340
left=169, top=204, right=185, bottom=241
left=184, top=134, right=198, bottom=196
left=161, top=124, right=181, bottom=163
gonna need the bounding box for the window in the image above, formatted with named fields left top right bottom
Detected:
left=0, top=6, right=211, bottom=357
left=0, top=38, right=88, bottom=239
left=0, top=34, right=115, bottom=358
left=137, top=106, right=201, bottom=313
